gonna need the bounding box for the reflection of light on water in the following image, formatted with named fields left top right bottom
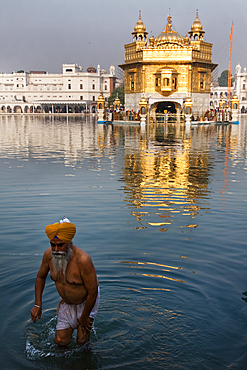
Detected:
left=121, top=261, right=182, bottom=270
left=122, top=260, right=185, bottom=285
left=142, top=287, right=171, bottom=291
left=180, top=224, right=198, bottom=228
left=148, top=222, right=171, bottom=226
left=134, top=273, right=185, bottom=283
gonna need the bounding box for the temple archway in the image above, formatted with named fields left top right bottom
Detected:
left=156, top=101, right=176, bottom=114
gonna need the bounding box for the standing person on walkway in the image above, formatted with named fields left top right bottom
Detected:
left=30, top=217, right=99, bottom=346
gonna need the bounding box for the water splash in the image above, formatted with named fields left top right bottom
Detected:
left=25, top=314, right=97, bottom=361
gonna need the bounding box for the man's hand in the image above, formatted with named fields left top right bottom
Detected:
left=30, top=305, right=42, bottom=323
left=77, top=317, right=94, bottom=345
left=78, top=316, right=93, bottom=332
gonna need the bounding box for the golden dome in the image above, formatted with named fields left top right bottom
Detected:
left=232, top=93, right=239, bottom=100
left=155, top=31, right=183, bottom=45
left=191, top=10, right=203, bottom=32
left=133, top=10, right=146, bottom=33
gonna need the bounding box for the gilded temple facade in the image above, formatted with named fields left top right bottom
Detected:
left=119, top=11, right=217, bottom=116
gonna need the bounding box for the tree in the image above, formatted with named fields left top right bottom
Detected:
left=108, top=84, right=124, bottom=107
left=218, top=70, right=234, bottom=87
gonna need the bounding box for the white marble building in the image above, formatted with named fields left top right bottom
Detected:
left=210, top=63, right=247, bottom=113
left=0, top=63, right=117, bottom=113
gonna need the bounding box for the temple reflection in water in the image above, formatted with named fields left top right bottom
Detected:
left=0, top=115, right=244, bottom=231
left=98, top=121, right=243, bottom=230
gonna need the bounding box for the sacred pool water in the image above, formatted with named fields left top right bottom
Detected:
left=0, top=115, right=246, bottom=369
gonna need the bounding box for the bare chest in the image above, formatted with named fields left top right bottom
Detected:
left=50, top=260, right=84, bottom=286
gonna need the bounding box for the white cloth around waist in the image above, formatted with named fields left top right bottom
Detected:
left=56, top=287, right=100, bottom=331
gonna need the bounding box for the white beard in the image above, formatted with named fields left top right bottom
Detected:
left=52, top=244, right=73, bottom=278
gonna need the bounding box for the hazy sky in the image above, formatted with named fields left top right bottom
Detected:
left=1, top=0, right=246, bottom=78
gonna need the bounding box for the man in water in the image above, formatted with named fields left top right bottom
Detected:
left=30, top=217, right=99, bottom=346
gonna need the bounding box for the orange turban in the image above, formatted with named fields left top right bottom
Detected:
left=45, top=222, right=76, bottom=243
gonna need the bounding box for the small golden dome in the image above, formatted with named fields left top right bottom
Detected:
left=134, top=10, right=146, bottom=33
left=191, top=10, right=203, bottom=32
left=114, top=93, right=121, bottom=104
left=232, top=93, right=238, bottom=100
left=97, top=93, right=104, bottom=102
left=185, top=96, right=192, bottom=102
left=140, top=95, right=147, bottom=103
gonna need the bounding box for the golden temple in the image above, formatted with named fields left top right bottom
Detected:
left=119, top=10, right=217, bottom=117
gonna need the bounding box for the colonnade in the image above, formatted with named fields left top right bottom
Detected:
left=0, top=101, right=95, bottom=114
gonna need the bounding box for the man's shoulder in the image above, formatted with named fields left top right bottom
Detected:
left=43, top=247, right=52, bottom=261
left=73, top=245, right=92, bottom=263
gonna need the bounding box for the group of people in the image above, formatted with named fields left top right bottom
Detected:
left=30, top=217, right=99, bottom=346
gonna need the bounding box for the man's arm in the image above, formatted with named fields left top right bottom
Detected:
left=78, top=253, right=98, bottom=330
left=30, top=250, right=50, bottom=323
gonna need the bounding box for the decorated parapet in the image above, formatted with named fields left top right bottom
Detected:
left=139, top=96, right=148, bottom=114
left=231, top=93, right=239, bottom=110
left=184, top=96, right=193, bottom=115
left=97, top=93, right=105, bottom=110
left=113, top=93, right=121, bottom=111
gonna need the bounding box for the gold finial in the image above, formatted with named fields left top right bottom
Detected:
left=149, top=31, right=155, bottom=47
left=139, top=10, right=141, bottom=20
left=196, top=9, right=199, bottom=19
left=165, top=15, right=172, bottom=39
